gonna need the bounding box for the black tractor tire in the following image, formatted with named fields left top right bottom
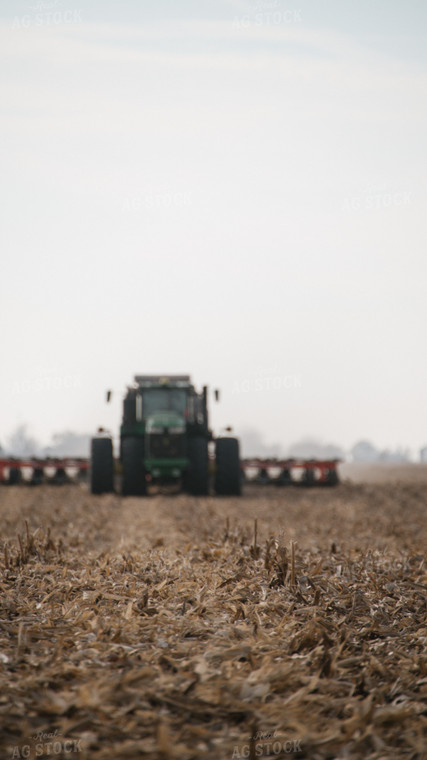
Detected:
left=215, top=437, right=241, bottom=496
left=121, top=437, right=147, bottom=496
left=90, top=437, right=114, bottom=494
left=185, top=436, right=209, bottom=495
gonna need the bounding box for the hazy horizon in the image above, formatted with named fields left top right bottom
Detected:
left=0, top=421, right=420, bottom=465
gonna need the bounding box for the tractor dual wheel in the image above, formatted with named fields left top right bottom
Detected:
left=121, top=436, right=147, bottom=496
left=215, top=437, right=241, bottom=496
left=90, top=437, right=114, bottom=494
left=185, top=436, right=209, bottom=495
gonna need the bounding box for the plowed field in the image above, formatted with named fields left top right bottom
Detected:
left=0, top=479, right=426, bottom=759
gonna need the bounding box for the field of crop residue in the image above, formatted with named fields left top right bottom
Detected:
left=0, top=480, right=426, bottom=760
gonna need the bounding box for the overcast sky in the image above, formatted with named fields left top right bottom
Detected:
left=1, top=0, right=426, bottom=456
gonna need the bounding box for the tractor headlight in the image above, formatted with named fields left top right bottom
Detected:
left=168, top=426, right=185, bottom=434
left=149, top=426, right=164, bottom=434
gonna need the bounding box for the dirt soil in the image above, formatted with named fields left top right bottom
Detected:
left=0, top=481, right=426, bottom=759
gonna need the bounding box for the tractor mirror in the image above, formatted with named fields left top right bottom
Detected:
left=106, top=390, right=112, bottom=403
left=214, top=389, right=220, bottom=402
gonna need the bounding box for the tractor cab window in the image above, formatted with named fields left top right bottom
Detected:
left=142, top=389, right=187, bottom=418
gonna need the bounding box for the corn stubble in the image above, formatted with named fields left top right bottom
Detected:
left=0, top=482, right=426, bottom=759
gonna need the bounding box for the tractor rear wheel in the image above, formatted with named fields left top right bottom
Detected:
left=90, top=437, right=114, bottom=494
left=215, top=437, right=241, bottom=496
left=121, top=437, right=147, bottom=496
left=185, top=436, right=209, bottom=495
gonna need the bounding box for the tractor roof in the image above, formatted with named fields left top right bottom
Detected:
left=134, top=375, right=192, bottom=388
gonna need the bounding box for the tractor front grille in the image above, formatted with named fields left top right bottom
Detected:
left=149, top=433, right=185, bottom=459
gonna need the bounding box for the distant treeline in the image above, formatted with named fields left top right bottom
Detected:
left=0, top=425, right=422, bottom=463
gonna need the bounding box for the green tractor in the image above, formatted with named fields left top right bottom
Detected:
left=90, top=375, right=241, bottom=497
